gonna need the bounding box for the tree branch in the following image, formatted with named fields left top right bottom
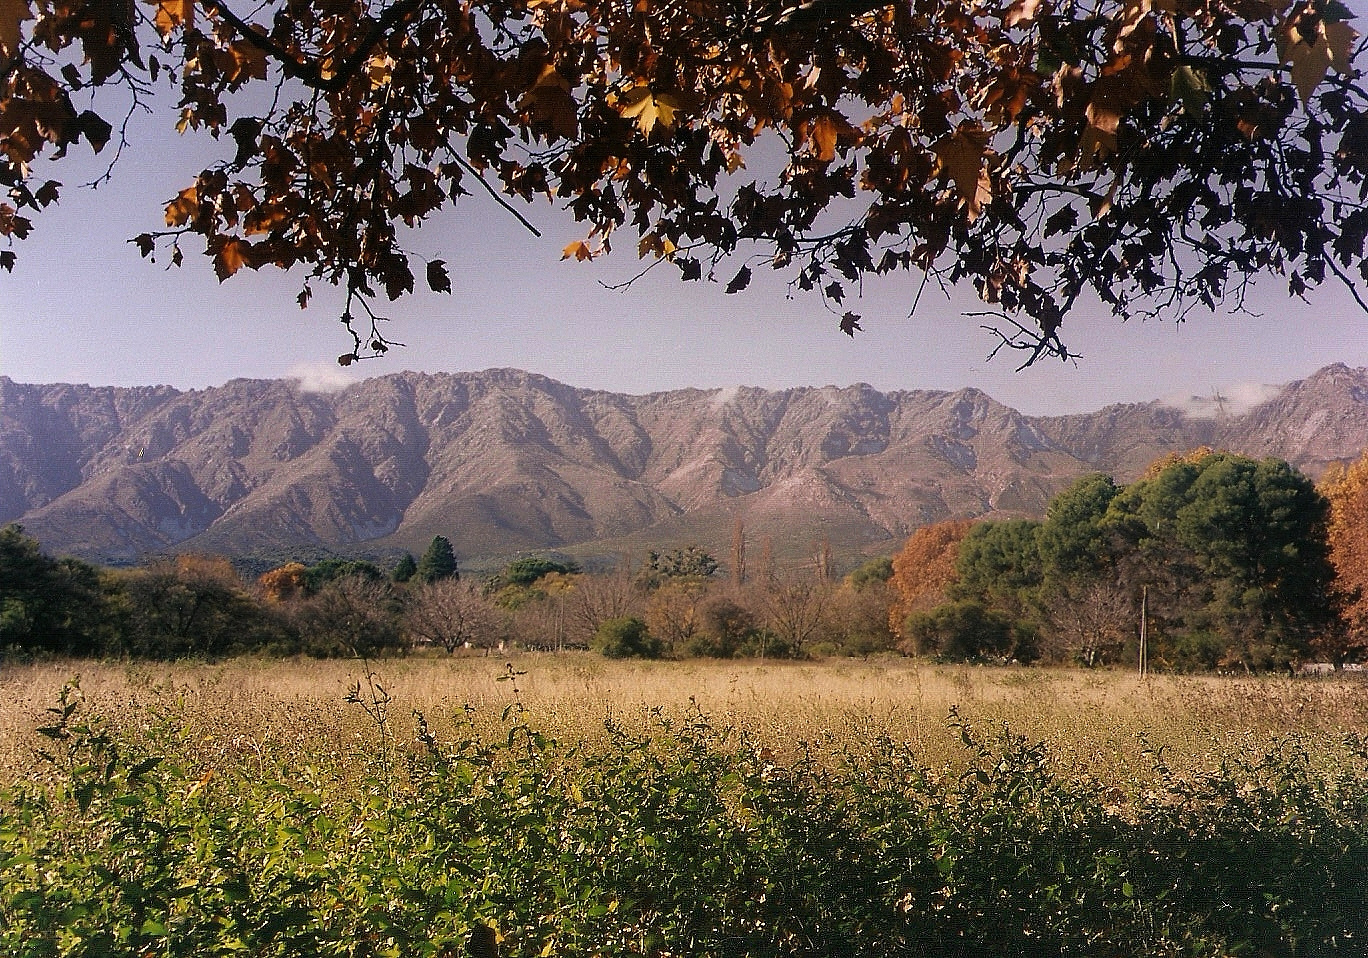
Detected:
left=202, top=0, right=429, bottom=92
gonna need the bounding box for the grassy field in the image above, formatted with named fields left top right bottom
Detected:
left=4, top=653, right=1367, bottom=781
left=2, top=656, right=1366, bottom=956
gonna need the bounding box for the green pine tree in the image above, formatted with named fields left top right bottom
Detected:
left=391, top=553, right=417, bottom=583
left=416, top=536, right=459, bottom=583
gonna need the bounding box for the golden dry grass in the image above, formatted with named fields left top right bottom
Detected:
left=3, top=654, right=1366, bottom=783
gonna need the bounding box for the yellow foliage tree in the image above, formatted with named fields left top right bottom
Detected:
left=1319, top=453, right=1368, bottom=664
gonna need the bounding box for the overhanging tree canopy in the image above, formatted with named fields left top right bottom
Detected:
left=2, top=0, right=1364, bottom=362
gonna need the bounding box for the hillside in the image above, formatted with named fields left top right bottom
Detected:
left=4, top=364, right=1368, bottom=568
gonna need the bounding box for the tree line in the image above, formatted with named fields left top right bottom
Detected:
left=890, top=448, right=1368, bottom=672
left=7, top=447, right=1368, bottom=670
left=0, top=528, right=892, bottom=661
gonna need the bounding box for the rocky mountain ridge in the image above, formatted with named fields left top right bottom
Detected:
left=4, top=364, right=1368, bottom=568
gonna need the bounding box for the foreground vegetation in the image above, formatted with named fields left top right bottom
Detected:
left=2, top=659, right=1366, bottom=957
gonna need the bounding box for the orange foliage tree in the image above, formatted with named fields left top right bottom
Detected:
left=887, top=519, right=974, bottom=641
left=257, top=560, right=309, bottom=603
left=1319, top=452, right=1368, bottom=664
left=3, top=2, right=1366, bottom=361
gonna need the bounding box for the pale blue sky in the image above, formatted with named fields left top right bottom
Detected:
left=3, top=113, right=1366, bottom=416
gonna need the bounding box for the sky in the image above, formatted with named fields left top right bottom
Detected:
left=3, top=112, right=1368, bottom=417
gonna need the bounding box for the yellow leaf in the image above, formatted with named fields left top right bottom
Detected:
left=616, top=87, right=657, bottom=136
left=1279, top=17, right=1357, bottom=106
left=562, top=239, right=594, bottom=261
left=1284, top=31, right=1332, bottom=104
left=147, top=0, right=195, bottom=38
left=933, top=123, right=993, bottom=220
left=655, top=93, right=681, bottom=130
left=0, top=0, right=31, bottom=56
left=165, top=186, right=198, bottom=227
left=367, top=54, right=394, bottom=88
left=615, top=86, right=680, bottom=137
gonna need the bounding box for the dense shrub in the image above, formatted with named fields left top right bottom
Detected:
left=904, top=599, right=1017, bottom=661
left=591, top=616, right=661, bottom=659
left=2, top=689, right=1365, bottom=958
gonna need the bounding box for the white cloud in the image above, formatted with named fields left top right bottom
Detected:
left=287, top=362, right=360, bottom=393
left=1161, top=381, right=1282, bottom=419
left=711, top=385, right=740, bottom=408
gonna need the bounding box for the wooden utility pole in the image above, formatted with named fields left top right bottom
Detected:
left=1139, top=585, right=1149, bottom=677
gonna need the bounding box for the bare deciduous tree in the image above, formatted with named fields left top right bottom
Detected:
left=405, top=579, right=503, bottom=653
left=761, top=574, right=830, bottom=658
left=1039, top=577, right=1133, bottom=667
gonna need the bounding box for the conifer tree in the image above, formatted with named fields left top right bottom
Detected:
left=416, top=536, right=459, bottom=584
left=391, top=553, right=417, bottom=583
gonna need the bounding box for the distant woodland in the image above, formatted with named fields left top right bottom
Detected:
left=7, top=448, right=1368, bottom=673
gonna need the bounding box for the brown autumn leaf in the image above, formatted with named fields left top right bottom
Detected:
left=226, top=41, right=268, bottom=84
left=148, top=0, right=194, bottom=38
left=1003, top=0, right=1044, bottom=28
left=562, top=239, right=595, bottom=261
left=811, top=114, right=838, bottom=163
left=164, top=186, right=199, bottom=227
left=1326, top=20, right=1359, bottom=76
left=77, top=111, right=112, bottom=153
left=213, top=237, right=251, bottom=280
left=725, top=264, right=751, bottom=293
left=426, top=259, right=451, bottom=293
left=933, top=123, right=993, bottom=220
left=243, top=202, right=288, bottom=235
left=0, top=0, right=31, bottom=56
left=519, top=64, right=579, bottom=140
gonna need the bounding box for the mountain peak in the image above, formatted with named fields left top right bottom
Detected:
left=3, top=366, right=1364, bottom=568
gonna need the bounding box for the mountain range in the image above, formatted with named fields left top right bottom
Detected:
left=5, top=363, right=1368, bottom=571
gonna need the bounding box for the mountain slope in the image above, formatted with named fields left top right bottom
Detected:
left=4, top=365, right=1367, bottom=566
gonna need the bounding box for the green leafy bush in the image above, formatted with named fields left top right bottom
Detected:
left=2, top=686, right=1365, bottom=958
left=591, top=616, right=662, bottom=659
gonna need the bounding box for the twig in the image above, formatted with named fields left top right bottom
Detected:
left=450, top=152, right=542, bottom=238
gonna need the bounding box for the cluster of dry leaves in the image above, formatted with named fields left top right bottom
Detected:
left=1, top=1, right=1364, bottom=361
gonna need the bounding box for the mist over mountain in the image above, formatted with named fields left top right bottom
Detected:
left=5, top=364, right=1368, bottom=569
